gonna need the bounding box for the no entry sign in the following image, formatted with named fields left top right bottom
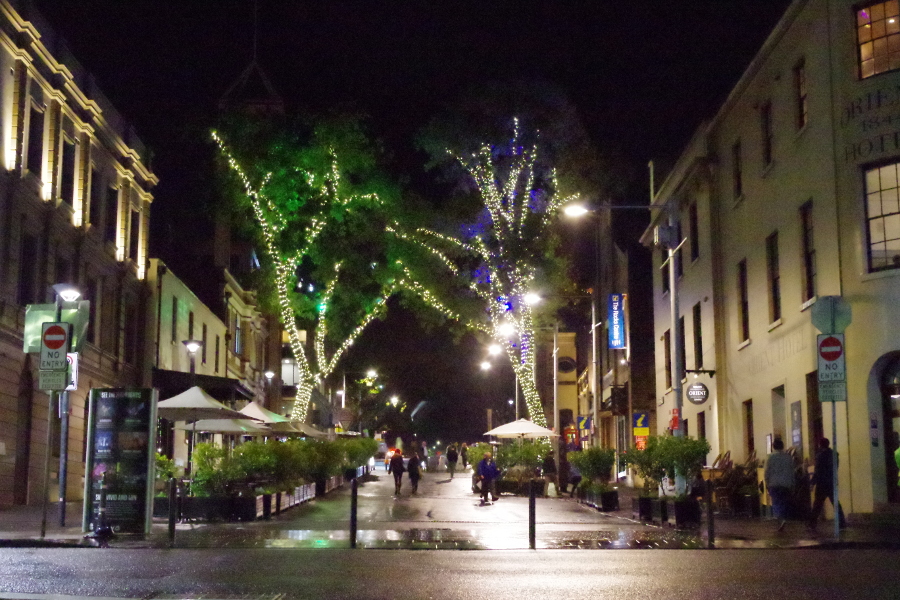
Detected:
left=40, top=322, right=70, bottom=371
left=817, top=333, right=845, bottom=382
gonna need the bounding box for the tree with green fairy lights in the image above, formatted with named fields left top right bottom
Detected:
left=213, top=113, right=461, bottom=424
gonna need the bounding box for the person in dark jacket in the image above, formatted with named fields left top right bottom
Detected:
left=446, top=445, right=459, bottom=479
left=542, top=450, right=558, bottom=497
left=460, top=444, right=469, bottom=469
left=388, top=450, right=405, bottom=495
left=476, top=452, right=500, bottom=505
left=407, top=453, right=422, bottom=494
left=809, top=438, right=846, bottom=529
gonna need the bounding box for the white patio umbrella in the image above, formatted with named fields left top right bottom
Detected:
left=239, top=401, right=291, bottom=424
left=175, top=418, right=271, bottom=435
left=157, top=386, right=252, bottom=422
left=484, top=418, right=560, bottom=439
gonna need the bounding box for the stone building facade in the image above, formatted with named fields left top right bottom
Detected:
left=644, top=0, right=900, bottom=513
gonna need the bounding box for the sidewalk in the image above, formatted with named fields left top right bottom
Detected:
left=1, top=479, right=898, bottom=549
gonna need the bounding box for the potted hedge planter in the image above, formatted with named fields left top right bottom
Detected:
left=650, top=497, right=669, bottom=524
left=568, top=446, right=618, bottom=510
left=632, top=496, right=653, bottom=521
left=671, top=497, right=701, bottom=529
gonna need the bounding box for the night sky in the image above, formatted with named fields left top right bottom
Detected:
left=35, top=1, right=792, bottom=441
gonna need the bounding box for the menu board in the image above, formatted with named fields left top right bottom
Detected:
left=82, top=388, right=157, bottom=535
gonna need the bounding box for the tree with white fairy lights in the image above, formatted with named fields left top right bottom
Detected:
left=403, top=118, right=579, bottom=427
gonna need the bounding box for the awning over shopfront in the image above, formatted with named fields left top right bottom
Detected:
left=152, top=367, right=253, bottom=406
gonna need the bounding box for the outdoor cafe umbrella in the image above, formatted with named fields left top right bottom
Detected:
left=158, top=386, right=258, bottom=473
left=175, top=418, right=271, bottom=435
left=484, top=418, right=560, bottom=439
left=239, top=401, right=291, bottom=424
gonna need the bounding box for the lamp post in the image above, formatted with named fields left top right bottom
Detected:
left=564, top=196, right=681, bottom=457
left=46, top=284, right=80, bottom=534
left=182, top=339, right=202, bottom=476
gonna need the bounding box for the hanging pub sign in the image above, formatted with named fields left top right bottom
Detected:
left=686, top=383, right=709, bottom=405
left=82, top=388, right=157, bottom=535
left=607, top=293, right=627, bottom=350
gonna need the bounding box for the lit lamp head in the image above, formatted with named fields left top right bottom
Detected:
left=480, top=361, right=491, bottom=371
left=497, top=322, right=515, bottom=337
left=183, top=340, right=202, bottom=355
left=487, top=344, right=502, bottom=356
left=523, top=292, right=542, bottom=306
left=390, top=396, right=399, bottom=407
left=366, top=369, right=377, bottom=379
left=563, top=204, right=590, bottom=218
left=264, top=370, right=275, bottom=380
left=52, top=283, right=81, bottom=303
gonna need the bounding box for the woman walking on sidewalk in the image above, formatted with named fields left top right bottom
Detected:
left=408, top=453, right=422, bottom=494
left=446, top=445, right=459, bottom=479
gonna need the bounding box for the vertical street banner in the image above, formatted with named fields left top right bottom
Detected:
left=82, top=388, right=158, bottom=535
left=608, top=293, right=627, bottom=350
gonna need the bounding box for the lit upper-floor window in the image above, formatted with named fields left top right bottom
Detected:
left=865, top=161, right=900, bottom=271
left=858, top=1, right=900, bottom=79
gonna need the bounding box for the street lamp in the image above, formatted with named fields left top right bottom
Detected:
left=182, top=339, right=203, bottom=477
left=47, top=284, right=80, bottom=533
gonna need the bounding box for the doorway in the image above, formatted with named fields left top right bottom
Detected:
left=880, top=356, right=900, bottom=503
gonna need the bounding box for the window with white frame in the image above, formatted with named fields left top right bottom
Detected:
left=865, top=162, right=900, bottom=271
left=858, top=1, right=900, bottom=79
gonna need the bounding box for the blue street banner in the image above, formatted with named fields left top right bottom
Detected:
left=608, top=293, right=627, bottom=349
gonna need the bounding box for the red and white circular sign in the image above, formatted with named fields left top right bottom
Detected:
left=818, top=336, right=843, bottom=362
left=43, top=324, right=68, bottom=350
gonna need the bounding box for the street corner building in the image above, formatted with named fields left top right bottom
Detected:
left=641, top=0, right=900, bottom=515
left=0, top=0, right=156, bottom=507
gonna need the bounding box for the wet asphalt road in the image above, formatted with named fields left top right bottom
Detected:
left=0, top=548, right=897, bottom=599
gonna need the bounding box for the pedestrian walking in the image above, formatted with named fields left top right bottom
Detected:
left=408, top=453, right=422, bottom=494
left=542, top=450, right=558, bottom=497
left=809, top=438, right=847, bottom=529
left=388, top=450, right=405, bottom=495
left=476, top=452, right=500, bottom=505
left=568, top=461, right=582, bottom=498
left=446, top=445, right=459, bottom=479
left=764, top=438, right=794, bottom=531
left=460, top=443, right=469, bottom=469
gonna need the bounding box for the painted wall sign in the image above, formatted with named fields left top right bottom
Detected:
left=607, top=293, right=626, bottom=350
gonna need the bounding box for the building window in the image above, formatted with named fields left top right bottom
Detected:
left=865, top=162, right=900, bottom=271
left=201, top=324, right=208, bottom=364
left=215, top=334, right=220, bottom=374
left=737, top=259, right=750, bottom=342
left=675, top=221, right=683, bottom=278
left=663, top=329, right=672, bottom=390
left=858, top=1, right=900, bottom=79
left=86, top=278, right=99, bottom=344
left=698, top=410, right=707, bottom=441
left=16, top=229, right=38, bottom=305
left=234, top=312, right=243, bottom=355
left=129, top=208, right=140, bottom=262
left=188, top=311, right=194, bottom=340
left=760, top=101, right=774, bottom=166
left=732, top=140, right=743, bottom=199
left=171, top=296, right=178, bottom=343
left=689, top=202, right=699, bottom=262
left=661, top=248, right=670, bottom=294
left=60, top=137, right=76, bottom=205
left=104, top=187, right=118, bottom=245
left=693, top=302, right=703, bottom=370
left=743, top=399, right=755, bottom=455
left=89, top=169, right=103, bottom=227
left=794, top=58, right=808, bottom=129
left=800, top=201, right=816, bottom=301
left=766, top=231, right=781, bottom=322
left=26, top=103, right=43, bottom=176
left=677, top=315, right=686, bottom=380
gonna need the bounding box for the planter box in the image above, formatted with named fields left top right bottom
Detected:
left=632, top=496, right=653, bottom=521
left=599, top=490, right=619, bottom=512
left=671, top=498, right=701, bottom=529
left=650, top=498, right=669, bottom=524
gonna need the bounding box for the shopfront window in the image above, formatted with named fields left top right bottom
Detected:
left=864, top=161, right=900, bottom=271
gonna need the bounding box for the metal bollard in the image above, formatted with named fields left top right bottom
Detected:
left=706, top=479, right=715, bottom=549
left=168, top=477, right=177, bottom=547
left=89, top=472, right=114, bottom=544
left=350, top=478, right=358, bottom=549
left=528, top=479, right=536, bottom=550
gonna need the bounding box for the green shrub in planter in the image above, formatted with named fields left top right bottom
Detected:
left=191, top=443, right=246, bottom=497
left=339, top=437, right=379, bottom=469
left=568, top=446, right=616, bottom=487
left=622, top=436, right=666, bottom=497
left=656, top=435, right=710, bottom=499
left=495, top=442, right=548, bottom=482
